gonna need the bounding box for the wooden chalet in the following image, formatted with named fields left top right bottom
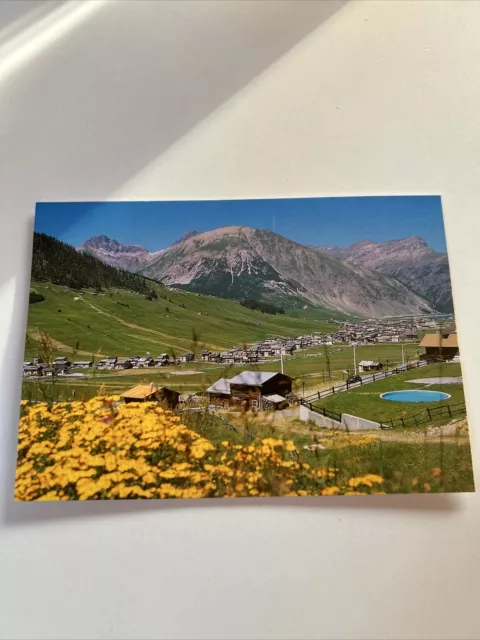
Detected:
left=419, top=333, right=459, bottom=362
left=137, top=356, right=154, bottom=368
left=71, top=361, right=93, bottom=369
left=115, top=358, right=133, bottom=370
left=208, top=371, right=293, bottom=411
left=23, top=364, right=44, bottom=377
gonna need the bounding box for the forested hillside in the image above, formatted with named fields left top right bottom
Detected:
left=31, top=233, right=157, bottom=295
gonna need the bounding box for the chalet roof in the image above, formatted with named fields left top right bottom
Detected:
left=206, top=378, right=232, bottom=395
left=263, top=394, right=287, bottom=404
left=229, top=371, right=279, bottom=386
left=419, top=333, right=459, bottom=348
left=120, top=384, right=160, bottom=400
left=359, top=360, right=380, bottom=367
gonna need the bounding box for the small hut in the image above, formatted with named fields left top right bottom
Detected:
left=120, top=384, right=180, bottom=409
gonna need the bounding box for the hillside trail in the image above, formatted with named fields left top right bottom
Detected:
left=29, top=331, right=103, bottom=358
left=81, top=299, right=221, bottom=351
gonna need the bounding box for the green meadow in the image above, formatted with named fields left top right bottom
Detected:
left=25, top=282, right=338, bottom=360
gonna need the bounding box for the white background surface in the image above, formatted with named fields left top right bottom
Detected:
left=1, top=1, right=480, bottom=638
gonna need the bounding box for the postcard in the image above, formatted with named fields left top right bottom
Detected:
left=15, top=196, right=474, bottom=500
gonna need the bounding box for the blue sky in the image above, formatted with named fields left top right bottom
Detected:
left=35, top=195, right=447, bottom=252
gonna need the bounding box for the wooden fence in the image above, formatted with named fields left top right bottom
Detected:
left=376, top=401, right=466, bottom=429
left=302, top=360, right=430, bottom=403
left=303, top=399, right=466, bottom=430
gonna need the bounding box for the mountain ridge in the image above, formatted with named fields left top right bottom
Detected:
left=312, top=236, right=452, bottom=312
left=76, top=227, right=447, bottom=317
left=138, top=226, right=434, bottom=318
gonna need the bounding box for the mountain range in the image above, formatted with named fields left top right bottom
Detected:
left=312, top=236, right=452, bottom=313
left=76, top=227, right=450, bottom=318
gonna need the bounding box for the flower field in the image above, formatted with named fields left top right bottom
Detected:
left=15, top=397, right=390, bottom=501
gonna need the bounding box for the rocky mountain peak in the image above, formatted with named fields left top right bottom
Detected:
left=172, top=230, right=199, bottom=245
left=349, top=238, right=374, bottom=249
left=82, top=235, right=147, bottom=255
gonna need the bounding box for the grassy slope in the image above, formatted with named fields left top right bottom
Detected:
left=305, top=439, right=474, bottom=493
left=321, top=363, right=466, bottom=425
left=25, top=281, right=339, bottom=359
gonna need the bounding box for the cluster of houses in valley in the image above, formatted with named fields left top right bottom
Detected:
left=200, top=335, right=325, bottom=365
left=22, top=313, right=456, bottom=379
left=21, top=334, right=333, bottom=378
left=95, top=353, right=176, bottom=370
left=330, top=316, right=446, bottom=344
left=23, top=356, right=76, bottom=377
left=22, top=353, right=179, bottom=377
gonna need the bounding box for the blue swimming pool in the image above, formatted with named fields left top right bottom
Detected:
left=381, top=390, right=451, bottom=403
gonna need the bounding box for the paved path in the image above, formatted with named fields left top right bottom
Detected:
left=408, top=377, right=462, bottom=385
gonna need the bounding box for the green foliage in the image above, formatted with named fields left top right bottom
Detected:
left=145, top=289, right=157, bottom=301
left=240, top=299, right=285, bottom=315
left=29, top=290, right=45, bottom=304
left=31, top=232, right=156, bottom=294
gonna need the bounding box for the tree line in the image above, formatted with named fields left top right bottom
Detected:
left=239, top=299, right=285, bottom=315
left=31, top=232, right=158, bottom=297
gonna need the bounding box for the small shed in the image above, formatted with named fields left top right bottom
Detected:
left=262, top=394, right=290, bottom=411
left=120, top=384, right=180, bottom=408
left=358, top=360, right=383, bottom=372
